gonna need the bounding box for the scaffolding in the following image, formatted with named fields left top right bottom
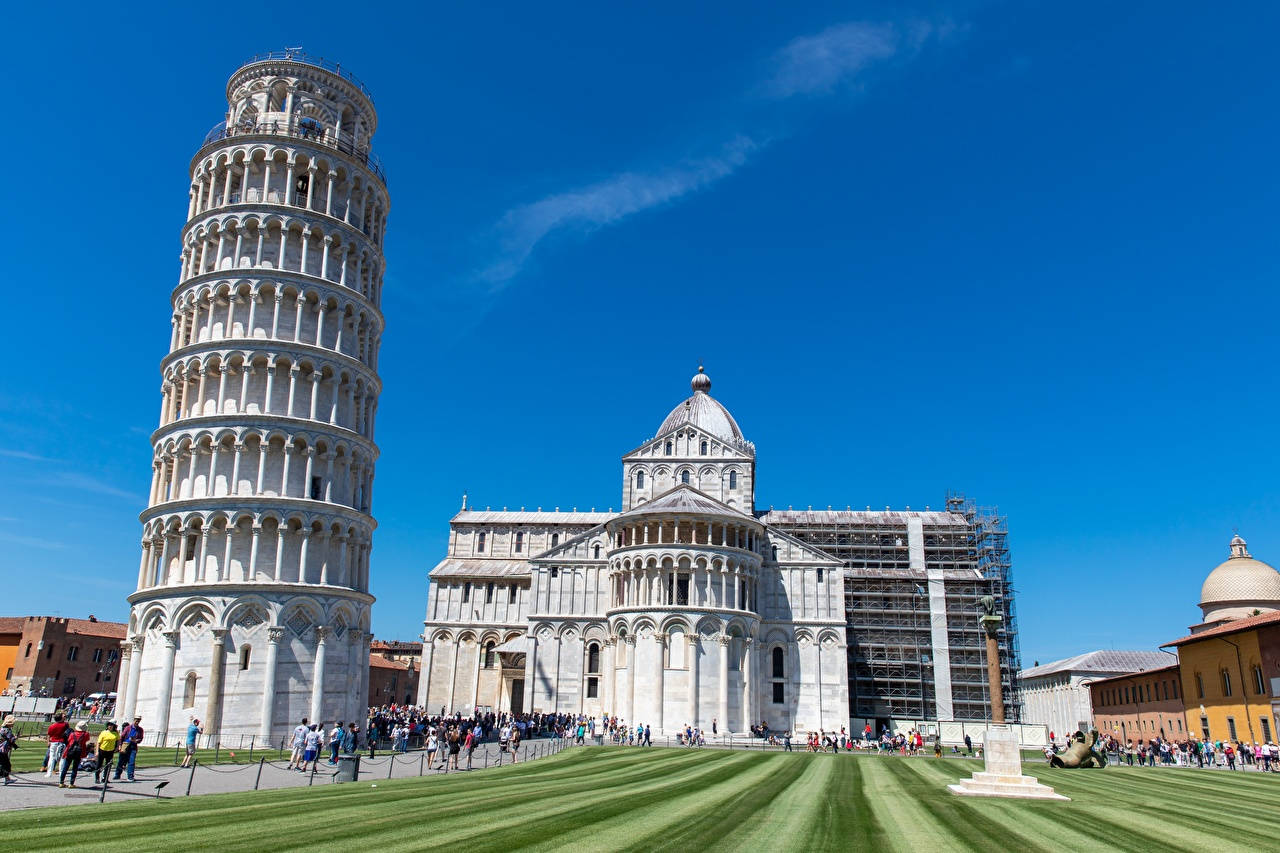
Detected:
left=766, top=494, right=1021, bottom=724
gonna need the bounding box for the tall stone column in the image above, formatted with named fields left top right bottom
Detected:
left=578, top=637, right=587, bottom=716
left=114, top=640, right=133, bottom=725
left=688, top=635, right=700, bottom=728
left=603, top=638, right=616, bottom=716
left=446, top=639, right=460, bottom=713
left=653, top=632, right=666, bottom=732
left=310, top=626, right=329, bottom=723
left=524, top=635, right=538, bottom=715
left=122, top=636, right=144, bottom=723
left=623, top=637, right=636, bottom=723
left=260, top=627, right=284, bottom=742
left=742, top=637, right=753, bottom=732
left=718, top=635, right=730, bottom=733
left=154, top=630, right=180, bottom=745
left=205, top=628, right=228, bottom=742
left=469, top=640, right=482, bottom=714
left=416, top=635, right=433, bottom=707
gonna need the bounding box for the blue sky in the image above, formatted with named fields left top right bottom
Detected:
left=1, top=1, right=1277, bottom=666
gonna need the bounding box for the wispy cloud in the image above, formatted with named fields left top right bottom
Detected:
left=0, top=448, right=55, bottom=462
left=480, top=136, right=760, bottom=287
left=46, top=472, right=141, bottom=502
left=764, top=21, right=901, bottom=98
left=0, top=532, right=66, bottom=550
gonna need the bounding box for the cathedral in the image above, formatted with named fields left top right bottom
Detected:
left=417, top=368, right=1020, bottom=735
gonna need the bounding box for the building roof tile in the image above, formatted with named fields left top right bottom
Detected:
left=1019, top=649, right=1175, bottom=679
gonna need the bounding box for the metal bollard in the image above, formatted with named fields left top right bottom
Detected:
left=419, top=754, right=425, bottom=776
left=255, top=757, right=265, bottom=790
left=99, top=778, right=109, bottom=803
left=186, top=759, right=198, bottom=796
left=388, top=757, right=394, bottom=779
left=310, top=764, right=317, bottom=786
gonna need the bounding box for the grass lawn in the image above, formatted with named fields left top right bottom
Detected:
left=1, top=747, right=1275, bottom=852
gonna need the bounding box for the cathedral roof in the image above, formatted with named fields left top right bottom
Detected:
left=656, top=367, right=746, bottom=445
left=615, top=484, right=753, bottom=520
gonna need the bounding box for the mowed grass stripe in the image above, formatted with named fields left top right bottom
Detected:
left=408, top=750, right=765, bottom=852
left=709, top=755, right=848, bottom=850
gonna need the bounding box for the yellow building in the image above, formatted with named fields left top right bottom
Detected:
left=1162, top=536, right=1280, bottom=746
left=1166, top=610, right=1280, bottom=745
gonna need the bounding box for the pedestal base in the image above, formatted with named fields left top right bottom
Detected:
left=947, top=725, right=1068, bottom=801
left=948, top=771, right=1069, bottom=801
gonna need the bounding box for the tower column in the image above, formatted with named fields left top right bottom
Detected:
left=310, top=627, right=329, bottom=723
left=154, top=630, right=180, bottom=745
left=718, top=635, right=729, bottom=734
left=260, top=626, right=284, bottom=741
left=122, top=636, right=144, bottom=723
left=205, top=628, right=228, bottom=740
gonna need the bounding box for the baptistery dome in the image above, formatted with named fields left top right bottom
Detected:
left=1198, top=535, right=1280, bottom=624
left=656, top=366, right=745, bottom=444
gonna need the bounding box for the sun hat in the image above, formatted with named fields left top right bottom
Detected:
left=75, top=721, right=87, bottom=731
left=2, top=716, right=13, bottom=726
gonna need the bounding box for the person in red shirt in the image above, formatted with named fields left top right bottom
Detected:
left=44, top=714, right=69, bottom=779
left=59, top=722, right=92, bottom=787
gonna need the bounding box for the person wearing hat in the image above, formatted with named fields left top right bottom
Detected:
left=94, top=723, right=119, bottom=784
left=59, top=721, right=92, bottom=787
left=0, top=716, right=16, bottom=785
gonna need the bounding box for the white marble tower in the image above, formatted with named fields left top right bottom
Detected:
left=120, top=51, right=389, bottom=745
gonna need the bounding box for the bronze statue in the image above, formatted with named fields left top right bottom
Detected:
left=1048, top=729, right=1107, bottom=769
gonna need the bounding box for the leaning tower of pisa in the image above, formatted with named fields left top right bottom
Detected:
left=119, top=51, right=389, bottom=745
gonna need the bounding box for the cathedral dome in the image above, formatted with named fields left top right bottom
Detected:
left=1199, top=535, right=1280, bottom=623
left=657, top=366, right=744, bottom=443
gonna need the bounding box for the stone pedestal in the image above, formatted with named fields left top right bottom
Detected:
left=948, top=725, right=1068, bottom=801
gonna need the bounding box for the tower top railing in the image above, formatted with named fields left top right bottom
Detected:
left=200, top=119, right=388, bottom=186
left=238, top=50, right=375, bottom=104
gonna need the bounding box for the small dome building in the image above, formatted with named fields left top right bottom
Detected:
left=1198, top=535, right=1280, bottom=625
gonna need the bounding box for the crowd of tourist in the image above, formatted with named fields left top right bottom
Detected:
left=1079, top=733, right=1280, bottom=771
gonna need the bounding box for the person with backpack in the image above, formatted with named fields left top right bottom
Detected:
left=59, top=722, right=92, bottom=788
left=0, top=715, right=18, bottom=785
left=44, top=713, right=69, bottom=778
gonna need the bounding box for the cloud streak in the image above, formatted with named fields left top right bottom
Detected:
left=46, top=472, right=141, bottom=502
left=764, top=21, right=901, bottom=98
left=480, top=136, right=760, bottom=287
left=0, top=448, right=55, bottom=462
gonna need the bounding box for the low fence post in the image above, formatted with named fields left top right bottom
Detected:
left=186, top=759, right=197, bottom=796
left=419, top=754, right=425, bottom=776
left=387, top=757, right=394, bottom=779
left=309, top=764, right=317, bottom=786
left=254, top=757, right=265, bottom=790
left=249, top=737, right=254, bottom=762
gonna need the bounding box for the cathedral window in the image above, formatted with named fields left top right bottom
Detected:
left=551, top=533, right=559, bottom=548
left=594, top=544, right=601, bottom=559
left=476, top=532, right=486, bottom=553
left=700, top=440, right=708, bottom=455
left=509, top=583, right=517, bottom=602
left=772, top=646, right=784, bottom=678
left=587, top=643, right=600, bottom=673
left=239, top=645, right=251, bottom=670
left=486, top=582, right=495, bottom=603
left=484, top=641, right=496, bottom=668
left=462, top=582, right=472, bottom=602
left=681, top=471, right=690, bottom=485
left=817, top=569, right=824, bottom=583
left=587, top=677, right=599, bottom=698
left=550, top=567, right=558, bottom=578
left=665, top=441, right=672, bottom=455
left=515, top=531, right=523, bottom=553
left=771, top=545, right=778, bottom=562
left=636, top=470, right=645, bottom=489
left=729, top=471, right=738, bottom=490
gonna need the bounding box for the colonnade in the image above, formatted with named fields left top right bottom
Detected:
left=149, top=432, right=374, bottom=513
left=613, top=518, right=760, bottom=552
left=610, top=561, right=760, bottom=612
left=136, top=514, right=373, bottom=591
left=170, top=284, right=380, bottom=366
left=158, top=356, right=378, bottom=437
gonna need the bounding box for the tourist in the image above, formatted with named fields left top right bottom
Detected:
left=0, top=716, right=16, bottom=785
left=303, top=724, right=322, bottom=772
left=288, top=718, right=309, bottom=769
left=328, top=721, right=344, bottom=764
left=114, top=716, right=143, bottom=781
left=963, top=734, right=972, bottom=756
left=181, top=717, right=203, bottom=768
left=94, top=723, right=119, bottom=784
left=463, top=726, right=477, bottom=769
left=44, top=713, right=69, bottom=778
left=342, top=723, right=358, bottom=755
left=59, top=722, right=92, bottom=788
left=643, top=725, right=651, bottom=747
left=509, top=725, right=521, bottom=764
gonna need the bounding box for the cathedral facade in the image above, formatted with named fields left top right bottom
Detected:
left=417, top=368, right=1020, bottom=735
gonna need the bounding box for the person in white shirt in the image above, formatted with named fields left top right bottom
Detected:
left=328, top=722, right=344, bottom=764
left=288, top=718, right=309, bottom=770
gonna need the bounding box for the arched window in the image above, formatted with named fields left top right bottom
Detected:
left=594, top=544, right=601, bottom=559
left=729, top=471, right=738, bottom=490
left=700, top=440, right=708, bottom=455
left=772, top=646, right=785, bottom=678
left=24, top=643, right=31, bottom=658
left=636, top=471, right=645, bottom=489
left=239, top=645, right=252, bottom=670
left=551, top=533, right=559, bottom=548
left=477, top=532, right=486, bottom=553
left=1221, top=669, right=1233, bottom=697
left=484, top=641, right=496, bottom=669
left=771, top=545, right=778, bottom=562
left=664, top=441, right=672, bottom=455
left=515, top=531, right=524, bottom=553
left=588, top=643, right=600, bottom=673
left=681, top=470, right=690, bottom=485
left=183, top=672, right=198, bottom=708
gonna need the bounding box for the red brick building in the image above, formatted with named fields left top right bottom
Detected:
left=0, top=616, right=128, bottom=697
left=1089, top=663, right=1187, bottom=743
left=367, top=639, right=421, bottom=707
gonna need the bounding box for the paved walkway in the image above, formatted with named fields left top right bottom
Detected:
left=0, top=739, right=565, bottom=812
